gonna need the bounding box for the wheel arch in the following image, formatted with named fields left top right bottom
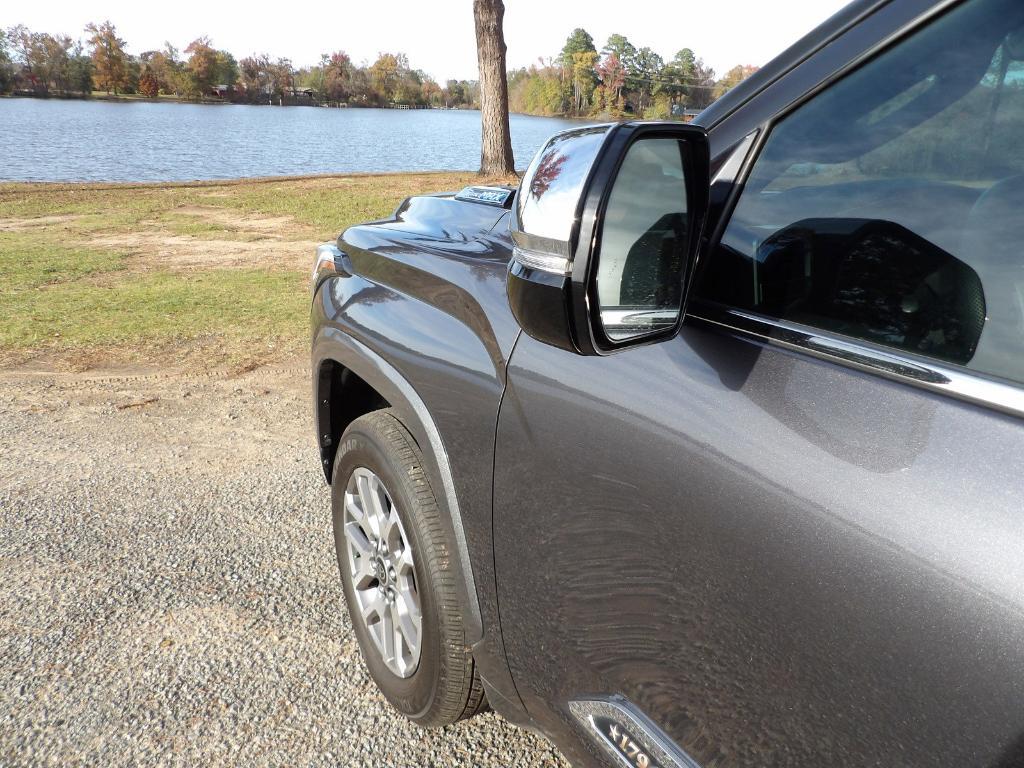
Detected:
left=312, top=326, right=483, bottom=643
left=316, top=358, right=391, bottom=483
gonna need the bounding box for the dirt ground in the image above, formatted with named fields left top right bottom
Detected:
left=1, top=204, right=317, bottom=274
left=0, top=359, right=567, bottom=767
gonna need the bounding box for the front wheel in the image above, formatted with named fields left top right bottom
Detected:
left=331, top=409, right=486, bottom=727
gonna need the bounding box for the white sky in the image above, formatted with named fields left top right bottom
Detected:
left=4, top=1, right=850, bottom=82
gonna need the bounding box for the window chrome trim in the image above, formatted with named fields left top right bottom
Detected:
left=688, top=303, right=1024, bottom=420
left=512, top=245, right=571, bottom=275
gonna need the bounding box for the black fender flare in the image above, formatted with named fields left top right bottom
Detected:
left=312, top=326, right=483, bottom=644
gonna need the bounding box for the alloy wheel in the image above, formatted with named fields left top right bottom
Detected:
left=342, top=467, right=422, bottom=678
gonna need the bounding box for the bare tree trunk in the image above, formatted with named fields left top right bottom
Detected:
left=474, top=0, right=515, bottom=176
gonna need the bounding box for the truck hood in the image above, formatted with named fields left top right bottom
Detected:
left=375, top=188, right=515, bottom=242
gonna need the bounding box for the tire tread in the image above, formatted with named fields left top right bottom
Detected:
left=340, top=408, right=487, bottom=726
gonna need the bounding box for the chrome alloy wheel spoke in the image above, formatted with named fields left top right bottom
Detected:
left=391, top=579, right=421, bottom=654
left=343, top=467, right=422, bottom=678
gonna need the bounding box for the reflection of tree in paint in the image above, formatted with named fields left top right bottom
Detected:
left=529, top=151, right=568, bottom=201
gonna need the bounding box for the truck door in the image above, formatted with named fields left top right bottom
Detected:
left=494, top=0, right=1024, bottom=764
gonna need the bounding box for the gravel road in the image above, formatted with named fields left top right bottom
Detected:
left=0, top=364, right=568, bottom=767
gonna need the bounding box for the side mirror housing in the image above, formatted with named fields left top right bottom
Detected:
left=507, top=122, right=710, bottom=355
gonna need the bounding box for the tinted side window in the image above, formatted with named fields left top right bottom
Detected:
left=697, top=0, right=1024, bottom=384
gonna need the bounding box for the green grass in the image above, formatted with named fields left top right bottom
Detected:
left=0, top=232, right=126, bottom=291
left=1, top=269, right=306, bottom=350
left=0, top=172, right=511, bottom=368
left=0, top=185, right=185, bottom=221
left=204, top=178, right=420, bottom=233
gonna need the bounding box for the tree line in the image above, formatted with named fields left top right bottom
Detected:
left=0, top=20, right=758, bottom=116
left=509, top=28, right=758, bottom=118
left=0, top=22, right=479, bottom=108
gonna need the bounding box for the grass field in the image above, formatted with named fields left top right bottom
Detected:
left=0, top=172, right=513, bottom=370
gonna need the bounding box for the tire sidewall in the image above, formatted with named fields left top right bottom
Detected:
left=331, top=425, right=443, bottom=720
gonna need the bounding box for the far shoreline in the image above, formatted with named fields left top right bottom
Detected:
left=1, top=92, right=467, bottom=109
left=0, top=92, right=596, bottom=122
left=0, top=169, right=524, bottom=192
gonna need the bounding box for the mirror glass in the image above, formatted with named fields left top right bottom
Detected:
left=595, top=138, right=689, bottom=341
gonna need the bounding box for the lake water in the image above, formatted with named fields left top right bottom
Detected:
left=0, top=99, right=581, bottom=182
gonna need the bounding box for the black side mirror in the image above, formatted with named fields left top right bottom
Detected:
left=507, top=122, right=710, bottom=355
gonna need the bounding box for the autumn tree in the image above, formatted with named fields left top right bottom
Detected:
left=347, top=67, right=373, bottom=103
left=445, top=79, right=468, bottom=107
left=185, top=37, right=218, bottom=95
left=26, top=34, right=55, bottom=94
left=570, top=49, right=598, bottom=113
left=713, top=64, right=759, bottom=99
left=421, top=77, right=442, bottom=107
left=689, top=57, right=717, bottom=109
left=138, top=50, right=166, bottom=98
left=86, top=21, right=129, bottom=94
left=6, top=25, right=41, bottom=92
left=5, top=26, right=30, bottom=68
left=21, top=33, right=52, bottom=94
left=216, top=51, right=238, bottom=92
left=0, top=29, right=12, bottom=93
left=661, top=48, right=716, bottom=109
left=138, top=69, right=159, bottom=97
left=40, top=34, right=74, bottom=94
left=370, top=53, right=401, bottom=102
left=2, top=26, right=86, bottom=95
left=394, top=68, right=424, bottom=104
left=528, top=151, right=567, bottom=200
left=269, top=57, right=294, bottom=100
left=595, top=52, right=626, bottom=113
left=139, top=45, right=181, bottom=96
left=239, top=54, right=271, bottom=101
left=181, top=37, right=236, bottom=96
left=473, top=0, right=514, bottom=175
left=508, top=60, right=564, bottom=115
left=603, top=34, right=636, bottom=74
left=558, top=28, right=598, bottom=116
left=323, top=51, right=352, bottom=102
left=560, top=28, right=596, bottom=69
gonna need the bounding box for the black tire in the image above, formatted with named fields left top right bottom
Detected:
left=331, top=408, right=487, bottom=727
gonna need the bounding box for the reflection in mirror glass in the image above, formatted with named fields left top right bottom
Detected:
left=516, top=126, right=610, bottom=243
left=595, top=138, right=688, bottom=341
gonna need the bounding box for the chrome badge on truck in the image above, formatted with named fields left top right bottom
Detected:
left=569, top=698, right=701, bottom=768
left=454, top=185, right=514, bottom=207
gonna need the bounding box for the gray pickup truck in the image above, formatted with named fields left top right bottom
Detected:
left=310, top=0, right=1024, bottom=765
